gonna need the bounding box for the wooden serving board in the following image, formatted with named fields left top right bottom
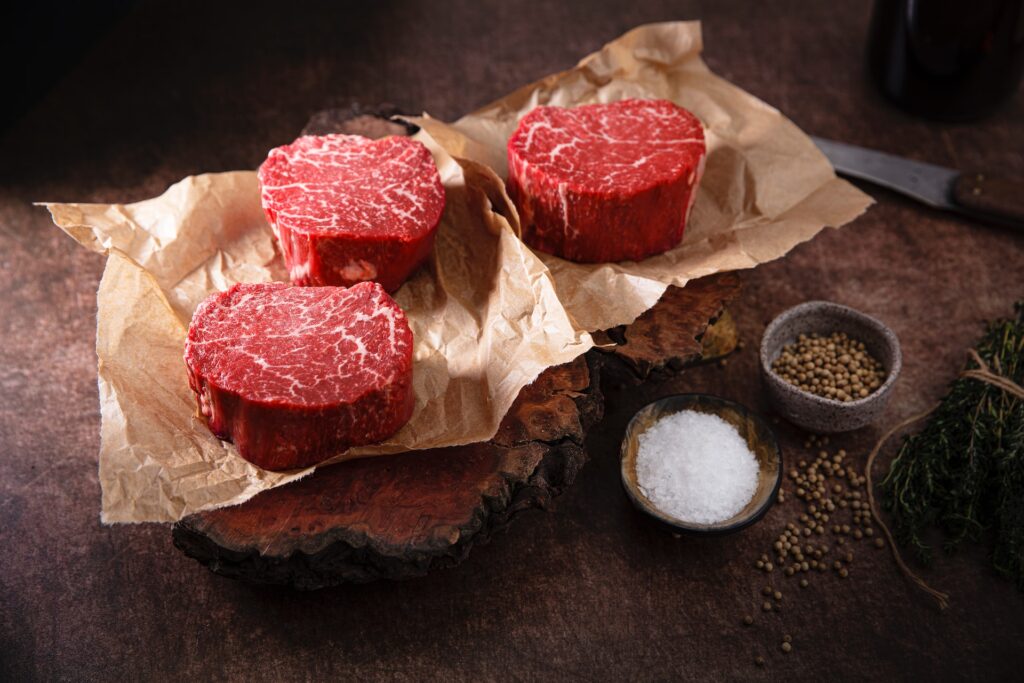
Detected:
left=170, top=107, right=741, bottom=588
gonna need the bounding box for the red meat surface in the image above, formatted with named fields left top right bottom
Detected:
left=258, top=134, right=445, bottom=292
left=506, top=99, right=706, bottom=263
left=184, top=281, right=415, bottom=471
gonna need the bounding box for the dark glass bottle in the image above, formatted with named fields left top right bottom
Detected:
left=868, top=0, right=1024, bottom=121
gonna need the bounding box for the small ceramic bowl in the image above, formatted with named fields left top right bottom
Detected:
left=759, top=301, right=902, bottom=434
left=620, top=394, right=782, bottom=536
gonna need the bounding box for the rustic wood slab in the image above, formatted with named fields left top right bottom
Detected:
left=170, top=107, right=741, bottom=587
left=173, top=354, right=602, bottom=586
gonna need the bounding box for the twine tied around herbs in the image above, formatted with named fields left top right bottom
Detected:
left=961, top=349, right=1024, bottom=400
left=865, top=349, right=1024, bottom=611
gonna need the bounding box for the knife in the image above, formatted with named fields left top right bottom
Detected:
left=812, top=136, right=1024, bottom=231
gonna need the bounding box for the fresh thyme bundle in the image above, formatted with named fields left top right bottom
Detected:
left=882, top=302, right=1024, bottom=590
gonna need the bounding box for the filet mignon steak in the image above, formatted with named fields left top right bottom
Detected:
left=258, top=134, right=445, bottom=292
left=506, top=99, right=706, bottom=263
left=184, top=281, right=414, bottom=471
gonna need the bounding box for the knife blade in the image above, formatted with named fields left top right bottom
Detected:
left=811, top=136, right=1024, bottom=231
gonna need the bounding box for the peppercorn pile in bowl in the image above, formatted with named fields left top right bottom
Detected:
left=759, top=301, right=902, bottom=433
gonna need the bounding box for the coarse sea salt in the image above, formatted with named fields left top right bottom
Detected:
left=636, top=409, right=759, bottom=524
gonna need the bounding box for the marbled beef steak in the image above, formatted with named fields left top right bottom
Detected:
left=507, top=99, right=706, bottom=263
left=184, top=282, right=414, bottom=471
left=258, top=134, right=445, bottom=291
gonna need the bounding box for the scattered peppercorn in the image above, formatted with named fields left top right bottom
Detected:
left=744, top=436, right=886, bottom=663
left=743, top=615, right=754, bottom=626
left=781, top=642, right=792, bottom=653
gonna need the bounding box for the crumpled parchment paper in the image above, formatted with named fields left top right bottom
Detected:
left=46, top=20, right=871, bottom=523
left=412, top=21, right=873, bottom=331
left=49, top=139, right=591, bottom=522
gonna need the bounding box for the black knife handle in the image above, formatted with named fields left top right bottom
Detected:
left=951, top=172, right=1024, bottom=231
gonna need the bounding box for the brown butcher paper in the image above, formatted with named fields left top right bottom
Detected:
left=411, top=21, right=872, bottom=331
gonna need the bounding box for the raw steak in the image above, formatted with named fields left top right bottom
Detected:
left=258, top=134, right=445, bottom=292
left=506, top=99, right=706, bottom=263
left=184, top=281, right=414, bottom=471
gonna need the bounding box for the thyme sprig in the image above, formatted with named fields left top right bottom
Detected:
left=882, top=302, right=1024, bottom=589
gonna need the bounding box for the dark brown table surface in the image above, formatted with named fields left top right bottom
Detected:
left=2, top=1, right=1023, bottom=680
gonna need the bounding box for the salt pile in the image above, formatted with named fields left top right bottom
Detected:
left=636, top=410, right=759, bottom=524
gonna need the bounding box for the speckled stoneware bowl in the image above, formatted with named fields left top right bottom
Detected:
left=620, top=394, right=782, bottom=536
left=760, top=301, right=902, bottom=434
